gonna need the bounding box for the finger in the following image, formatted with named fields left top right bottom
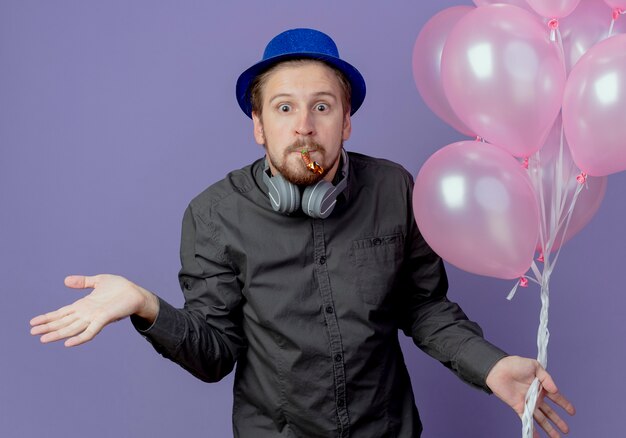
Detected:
left=30, top=305, right=74, bottom=327
left=30, top=313, right=79, bottom=335
left=536, top=366, right=559, bottom=394
left=545, top=390, right=576, bottom=416
left=40, top=318, right=89, bottom=344
left=538, top=400, right=570, bottom=434
left=534, top=406, right=560, bottom=438
left=535, top=366, right=576, bottom=416
left=64, top=318, right=106, bottom=347
left=64, top=275, right=99, bottom=290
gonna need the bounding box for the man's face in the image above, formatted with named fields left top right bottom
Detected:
left=252, top=61, right=352, bottom=185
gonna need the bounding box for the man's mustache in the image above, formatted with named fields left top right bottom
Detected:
left=287, top=139, right=325, bottom=153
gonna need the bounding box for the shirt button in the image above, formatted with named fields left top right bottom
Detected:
left=337, top=399, right=345, bottom=407
left=319, top=256, right=326, bottom=265
left=325, top=305, right=334, bottom=314
left=372, top=237, right=382, bottom=246
left=334, top=353, right=342, bottom=362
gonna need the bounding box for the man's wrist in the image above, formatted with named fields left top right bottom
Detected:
left=134, top=286, right=160, bottom=323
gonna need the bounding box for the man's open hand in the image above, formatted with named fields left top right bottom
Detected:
left=486, top=355, right=576, bottom=438
left=30, top=274, right=159, bottom=347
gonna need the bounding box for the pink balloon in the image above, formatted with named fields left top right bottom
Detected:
left=605, top=0, right=626, bottom=9
left=473, top=0, right=535, bottom=12
left=525, top=0, right=582, bottom=18
left=563, top=34, right=626, bottom=176
left=530, top=118, right=608, bottom=252
left=413, top=141, right=539, bottom=279
left=560, top=0, right=626, bottom=71
left=413, top=6, right=475, bottom=136
left=441, top=5, right=566, bottom=157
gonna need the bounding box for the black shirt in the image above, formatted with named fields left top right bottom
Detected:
left=133, top=152, right=507, bottom=437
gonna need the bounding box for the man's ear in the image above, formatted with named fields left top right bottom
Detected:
left=252, top=111, right=265, bottom=145
left=342, top=111, right=352, bottom=141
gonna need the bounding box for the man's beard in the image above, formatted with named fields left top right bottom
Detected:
left=267, top=139, right=342, bottom=186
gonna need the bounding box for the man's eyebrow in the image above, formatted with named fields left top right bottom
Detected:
left=268, top=93, right=293, bottom=104
left=268, top=91, right=338, bottom=104
left=310, top=91, right=338, bottom=100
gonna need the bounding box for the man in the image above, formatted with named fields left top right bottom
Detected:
left=30, top=28, right=574, bottom=437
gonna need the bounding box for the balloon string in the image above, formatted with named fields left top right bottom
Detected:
left=548, top=119, right=578, bottom=254
left=507, top=277, right=537, bottom=300
left=506, top=282, right=519, bottom=301
left=608, top=8, right=625, bottom=38
left=507, top=19, right=584, bottom=433
left=522, top=378, right=541, bottom=437
left=519, top=126, right=587, bottom=436
left=548, top=19, right=559, bottom=42
left=553, top=120, right=566, bottom=233
left=555, top=28, right=566, bottom=74
left=521, top=254, right=552, bottom=438
left=549, top=182, right=584, bottom=269
left=530, top=260, right=542, bottom=284
left=529, top=150, right=549, bottom=256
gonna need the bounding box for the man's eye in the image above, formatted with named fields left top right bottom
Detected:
left=316, top=104, right=328, bottom=111
left=279, top=104, right=291, bottom=112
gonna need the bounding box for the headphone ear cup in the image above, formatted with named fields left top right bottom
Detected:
left=301, top=180, right=336, bottom=219
left=266, top=173, right=301, bottom=214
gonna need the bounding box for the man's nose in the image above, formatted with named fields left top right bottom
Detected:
left=295, top=110, right=315, bottom=136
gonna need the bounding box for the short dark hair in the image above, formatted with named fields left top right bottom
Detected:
left=249, top=59, right=352, bottom=116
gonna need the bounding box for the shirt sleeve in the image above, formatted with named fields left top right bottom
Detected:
left=397, top=172, right=508, bottom=393
left=130, top=203, right=246, bottom=383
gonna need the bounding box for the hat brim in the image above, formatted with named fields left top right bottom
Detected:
left=236, top=52, right=366, bottom=118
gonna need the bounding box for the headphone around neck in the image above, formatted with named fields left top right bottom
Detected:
left=262, top=149, right=349, bottom=219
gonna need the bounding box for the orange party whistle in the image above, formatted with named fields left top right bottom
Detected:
left=301, top=149, right=324, bottom=175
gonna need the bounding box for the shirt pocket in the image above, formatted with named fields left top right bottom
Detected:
left=350, top=233, right=404, bottom=305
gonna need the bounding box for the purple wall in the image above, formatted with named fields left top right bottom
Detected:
left=2, top=1, right=624, bottom=436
